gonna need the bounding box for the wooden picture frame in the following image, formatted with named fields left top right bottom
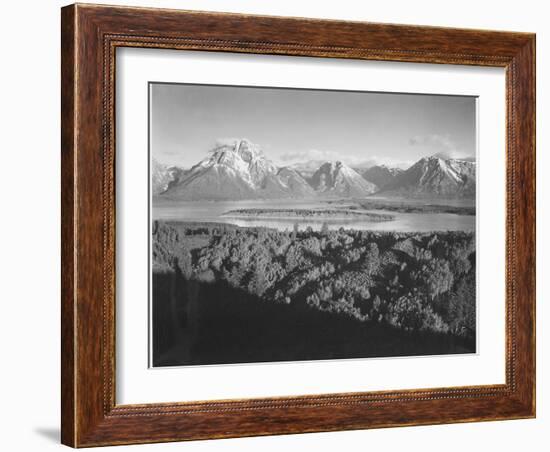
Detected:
left=61, top=3, right=535, bottom=447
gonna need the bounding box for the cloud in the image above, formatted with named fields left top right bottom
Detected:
left=277, top=149, right=412, bottom=169
left=409, top=134, right=474, bottom=161
left=279, top=149, right=345, bottom=163
left=409, top=134, right=455, bottom=149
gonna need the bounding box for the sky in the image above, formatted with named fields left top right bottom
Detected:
left=150, top=82, right=476, bottom=169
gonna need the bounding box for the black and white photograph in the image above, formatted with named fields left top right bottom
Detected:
left=150, top=82, right=477, bottom=367
left=1, top=0, right=541, bottom=449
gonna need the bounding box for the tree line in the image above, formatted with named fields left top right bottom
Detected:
left=153, top=221, right=476, bottom=341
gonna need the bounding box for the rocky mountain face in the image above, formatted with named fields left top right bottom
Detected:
left=151, top=159, right=188, bottom=195
left=310, top=161, right=378, bottom=197
left=276, top=167, right=316, bottom=197
left=157, top=141, right=476, bottom=200
left=378, top=156, right=475, bottom=198
left=161, top=139, right=316, bottom=200
left=358, top=165, right=404, bottom=189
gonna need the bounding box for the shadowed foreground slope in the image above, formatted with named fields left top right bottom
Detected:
left=152, top=221, right=476, bottom=366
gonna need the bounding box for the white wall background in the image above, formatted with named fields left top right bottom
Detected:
left=0, top=1, right=545, bottom=450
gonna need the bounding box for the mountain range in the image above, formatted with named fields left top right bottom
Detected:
left=157, top=139, right=315, bottom=200
left=377, top=156, right=476, bottom=198
left=154, top=139, right=475, bottom=200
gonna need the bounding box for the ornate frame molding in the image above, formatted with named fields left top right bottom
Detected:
left=62, top=4, right=535, bottom=447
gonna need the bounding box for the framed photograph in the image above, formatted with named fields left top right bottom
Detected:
left=61, top=3, right=535, bottom=447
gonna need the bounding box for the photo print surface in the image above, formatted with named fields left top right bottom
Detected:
left=150, top=82, right=477, bottom=367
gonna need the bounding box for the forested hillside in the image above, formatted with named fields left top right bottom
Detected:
left=152, top=221, right=476, bottom=366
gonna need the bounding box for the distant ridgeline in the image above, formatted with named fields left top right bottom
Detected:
left=152, top=221, right=476, bottom=346
left=152, top=139, right=476, bottom=200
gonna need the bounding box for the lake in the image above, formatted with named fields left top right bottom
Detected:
left=152, top=197, right=475, bottom=233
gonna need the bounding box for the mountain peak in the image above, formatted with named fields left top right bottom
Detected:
left=161, top=139, right=315, bottom=200
left=318, top=160, right=349, bottom=176
left=421, top=155, right=443, bottom=163
left=311, top=160, right=377, bottom=197
left=211, top=138, right=264, bottom=163
left=151, top=159, right=188, bottom=195
left=378, top=155, right=475, bottom=198
left=428, top=152, right=476, bottom=163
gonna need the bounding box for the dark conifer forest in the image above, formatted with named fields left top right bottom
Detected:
left=152, top=221, right=476, bottom=366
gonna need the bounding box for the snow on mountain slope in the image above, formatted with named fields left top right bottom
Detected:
left=151, top=159, right=188, bottom=195
left=276, top=167, right=316, bottom=197
left=156, top=140, right=475, bottom=201
left=161, top=139, right=315, bottom=200
left=378, top=156, right=475, bottom=198
left=310, top=161, right=378, bottom=197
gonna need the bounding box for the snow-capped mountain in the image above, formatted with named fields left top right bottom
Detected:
left=378, top=156, right=476, bottom=198
left=151, top=159, right=188, bottom=195
left=161, top=139, right=315, bottom=200
left=277, top=167, right=316, bottom=197
left=156, top=140, right=475, bottom=201
left=310, top=161, right=378, bottom=197
left=357, top=165, right=404, bottom=189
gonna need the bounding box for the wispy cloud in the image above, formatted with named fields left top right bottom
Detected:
left=277, top=149, right=412, bottom=169
left=279, top=149, right=346, bottom=164
left=409, top=134, right=455, bottom=149
left=409, top=134, right=474, bottom=161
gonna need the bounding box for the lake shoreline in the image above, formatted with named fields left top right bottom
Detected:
left=221, top=208, right=395, bottom=222
left=152, top=197, right=475, bottom=233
